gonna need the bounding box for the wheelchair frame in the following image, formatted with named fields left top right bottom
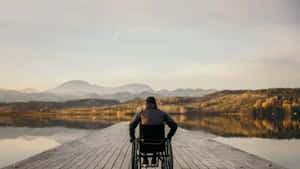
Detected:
left=131, top=138, right=173, bottom=169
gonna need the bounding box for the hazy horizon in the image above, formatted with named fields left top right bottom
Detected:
left=1, top=0, right=300, bottom=90
left=1, top=79, right=299, bottom=92
left=1, top=80, right=216, bottom=91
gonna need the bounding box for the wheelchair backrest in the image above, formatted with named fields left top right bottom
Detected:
left=138, top=124, right=165, bottom=153
left=139, top=124, right=165, bottom=140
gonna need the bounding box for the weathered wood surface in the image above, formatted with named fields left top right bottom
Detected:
left=2, top=122, right=286, bottom=169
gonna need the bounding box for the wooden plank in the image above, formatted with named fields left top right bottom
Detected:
left=176, top=143, right=207, bottom=169
left=86, top=124, right=128, bottom=169
left=102, top=135, right=129, bottom=169
left=76, top=142, right=112, bottom=169
left=173, top=146, right=190, bottom=169
left=111, top=142, right=131, bottom=169
left=68, top=129, right=124, bottom=169
left=51, top=132, right=111, bottom=169
left=122, top=141, right=132, bottom=169
left=178, top=139, right=218, bottom=169
left=85, top=142, right=115, bottom=169
left=181, top=131, right=248, bottom=169
left=173, top=155, right=182, bottom=169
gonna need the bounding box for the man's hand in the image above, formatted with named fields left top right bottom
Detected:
left=130, top=137, right=136, bottom=143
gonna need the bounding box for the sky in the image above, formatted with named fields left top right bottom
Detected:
left=1, top=0, right=300, bottom=91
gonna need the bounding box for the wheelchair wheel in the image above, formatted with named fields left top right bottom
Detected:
left=165, top=139, right=173, bottom=169
left=131, top=139, right=138, bottom=169
left=161, top=152, right=167, bottom=169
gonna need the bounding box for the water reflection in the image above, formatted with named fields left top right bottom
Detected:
left=0, top=137, right=59, bottom=168
left=173, top=112, right=300, bottom=139
left=0, top=114, right=114, bottom=129
left=0, top=127, right=94, bottom=168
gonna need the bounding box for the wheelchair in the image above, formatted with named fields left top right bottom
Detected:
left=131, top=124, right=173, bottom=169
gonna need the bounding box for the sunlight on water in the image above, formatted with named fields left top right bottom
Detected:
left=215, top=137, right=300, bottom=169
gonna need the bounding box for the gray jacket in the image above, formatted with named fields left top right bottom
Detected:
left=129, top=109, right=178, bottom=139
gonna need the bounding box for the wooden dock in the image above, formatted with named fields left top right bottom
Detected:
left=2, top=122, right=286, bottom=169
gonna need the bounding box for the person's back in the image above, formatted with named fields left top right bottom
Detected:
left=129, top=96, right=177, bottom=165
left=139, top=109, right=165, bottom=125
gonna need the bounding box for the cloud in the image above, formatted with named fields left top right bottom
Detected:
left=0, top=0, right=299, bottom=90
left=171, top=43, right=300, bottom=89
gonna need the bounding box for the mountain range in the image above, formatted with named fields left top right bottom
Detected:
left=0, top=80, right=216, bottom=102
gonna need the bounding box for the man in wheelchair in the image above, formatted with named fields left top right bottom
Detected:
left=129, top=97, right=177, bottom=168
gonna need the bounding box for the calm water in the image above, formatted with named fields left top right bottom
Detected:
left=0, top=127, right=299, bottom=169
left=0, top=127, right=94, bottom=168
left=215, top=137, right=300, bottom=169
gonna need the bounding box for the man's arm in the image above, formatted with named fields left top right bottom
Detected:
left=129, top=112, right=141, bottom=140
left=163, top=112, right=178, bottom=139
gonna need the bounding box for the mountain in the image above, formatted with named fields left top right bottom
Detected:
left=0, top=89, right=76, bottom=103
left=99, top=91, right=162, bottom=102
left=21, top=88, right=40, bottom=93
left=48, top=80, right=153, bottom=96
left=49, top=80, right=104, bottom=96
left=0, top=80, right=216, bottom=102
left=99, top=89, right=216, bottom=102
left=48, top=80, right=213, bottom=101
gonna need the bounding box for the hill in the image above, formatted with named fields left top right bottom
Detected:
left=0, top=89, right=76, bottom=103
left=48, top=80, right=154, bottom=96
left=0, top=99, right=120, bottom=114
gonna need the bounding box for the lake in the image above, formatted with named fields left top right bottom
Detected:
left=0, top=127, right=95, bottom=168
left=215, top=137, right=300, bottom=169
left=0, top=126, right=299, bottom=169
